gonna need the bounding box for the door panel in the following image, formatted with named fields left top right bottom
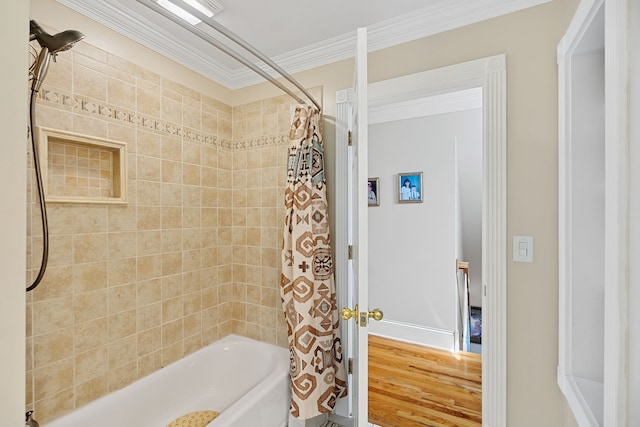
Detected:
left=351, top=27, right=369, bottom=427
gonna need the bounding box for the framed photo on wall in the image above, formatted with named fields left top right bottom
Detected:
left=368, top=177, right=379, bottom=206
left=398, top=172, right=423, bottom=203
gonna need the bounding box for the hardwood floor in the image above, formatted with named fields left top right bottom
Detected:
left=368, top=334, right=482, bottom=427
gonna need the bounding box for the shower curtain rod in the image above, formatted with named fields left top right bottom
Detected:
left=136, top=0, right=322, bottom=112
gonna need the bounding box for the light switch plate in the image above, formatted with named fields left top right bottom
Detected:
left=513, top=236, right=534, bottom=263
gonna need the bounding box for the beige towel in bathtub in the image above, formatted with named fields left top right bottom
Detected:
left=166, top=410, right=220, bottom=427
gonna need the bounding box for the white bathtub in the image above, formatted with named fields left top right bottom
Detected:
left=45, top=334, right=291, bottom=427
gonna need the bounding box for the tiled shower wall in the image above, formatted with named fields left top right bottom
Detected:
left=25, top=38, right=319, bottom=423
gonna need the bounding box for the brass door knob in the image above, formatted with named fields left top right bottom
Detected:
left=340, top=304, right=359, bottom=324
left=369, top=308, right=383, bottom=322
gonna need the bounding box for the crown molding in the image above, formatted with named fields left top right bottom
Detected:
left=57, top=0, right=550, bottom=89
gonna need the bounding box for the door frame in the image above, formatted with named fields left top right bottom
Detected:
left=334, top=53, right=507, bottom=426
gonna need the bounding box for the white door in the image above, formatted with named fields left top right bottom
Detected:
left=342, top=27, right=371, bottom=427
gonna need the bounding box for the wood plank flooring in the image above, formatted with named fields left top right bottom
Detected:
left=368, top=334, right=482, bottom=427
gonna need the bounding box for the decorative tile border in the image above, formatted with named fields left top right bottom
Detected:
left=38, top=87, right=295, bottom=152
left=38, top=88, right=233, bottom=150
left=232, top=135, right=288, bottom=150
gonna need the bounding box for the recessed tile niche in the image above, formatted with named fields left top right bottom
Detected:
left=37, top=127, right=127, bottom=204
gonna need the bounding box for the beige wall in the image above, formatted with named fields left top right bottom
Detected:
left=0, top=3, right=28, bottom=427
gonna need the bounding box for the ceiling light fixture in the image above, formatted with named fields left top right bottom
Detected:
left=156, top=0, right=223, bottom=25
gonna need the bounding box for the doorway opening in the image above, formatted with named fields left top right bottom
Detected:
left=333, top=53, right=507, bottom=426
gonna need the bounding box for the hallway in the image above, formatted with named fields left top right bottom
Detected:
left=368, top=334, right=482, bottom=427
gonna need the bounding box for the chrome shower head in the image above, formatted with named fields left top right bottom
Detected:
left=30, top=20, right=85, bottom=53
left=29, top=20, right=85, bottom=92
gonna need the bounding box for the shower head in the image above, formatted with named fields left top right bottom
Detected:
left=30, top=20, right=85, bottom=53
left=29, top=20, right=84, bottom=92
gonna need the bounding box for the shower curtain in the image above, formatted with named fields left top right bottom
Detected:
left=281, top=106, right=347, bottom=419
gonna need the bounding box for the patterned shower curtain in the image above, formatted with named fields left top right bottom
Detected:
left=281, top=106, right=347, bottom=419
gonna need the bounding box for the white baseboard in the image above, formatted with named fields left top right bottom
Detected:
left=368, top=319, right=455, bottom=351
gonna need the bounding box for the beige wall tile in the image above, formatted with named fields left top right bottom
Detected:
left=162, top=252, right=183, bottom=276
left=73, top=64, right=107, bottom=101
left=162, top=274, right=183, bottom=299
left=137, top=327, right=161, bottom=357
left=75, top=375, right=108, bottom=409
left=108, top=309, right=136, bottom=341
left=32, top=265, right=73, bottom=302
left=46, top=235, right=73, bottom=267
left=75, top=347, right=108, bottom=384
left=137, top=130, right=162, bottom=158
left=108, top=205, right=137, bottom=232
left=73, top=233, right=108, bottom=263
left=161, top=341, right=183, bottom=366
left=161, top=183, right=183, bottom=207
left=33, top=329, right=73, bottom=368
left=183, top=207, right=201, bottom=228
left=106, top=59, right=136, bottom=85
left=162, top=229, right=183, bottom=253
left=137, top=155, right=162, bottom=182
left=184, top=270, right=203, bottom=294
left=202, top=111, right=218, bottom=135
left=108, top=257, right=136, bottom=287
left=43, top=56, right=73, bottom=92
left=74, top=290, right=108, bottom=324
left=109, top=361, right=137, bottom=392
left=137, top=302, right=161, bottom=331
left=34, top=358, right=74, bottom=401
left=162, top=160, right=182, bottom=184
left=162, top=318, right=183, bottom=346
left=183, top=228, right=202, bottom=250
left=183, top=105, right=201, bottom=130
left=201, top=207, right=218, bottom=228
left=36, top=103, right=73, bottom=132
left=137, top=86, right=161, bottom=118
left=161, top=96, right=182, bottom=125
left=184, top=332, right=201, bottom=355
left=74, top=318, right=108, bottom=353
left=138, top=350, right=162, bottom=379
left=108, top=231, right=137, bottom=260
left=108, top=335, right=137, bottom=369
left=246, top=188, right=262, bottom=208
left=137, top=278, right=161, bottom=307
left=108, top=77, right=135, bottom=110
left=162, top=296, right=183, bottom=323
left=137, top=206, right=161, bottom=230
left=161, top=207, right=182, bottom=229
left=137, top=230, right=162, bottom=256
left=137, top=254, right=162, bottom=281
left=32, top=297, right=73, bottom=336
left=34, top=387, right=75, bottom=425
left=108, top=284, right=136, bottom=314
left=182, top=163, right=201, bottom=186
left=183, top=249, right=201, bottom=272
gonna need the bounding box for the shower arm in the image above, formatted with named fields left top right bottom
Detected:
left=135, top=0, right=322, bottom=112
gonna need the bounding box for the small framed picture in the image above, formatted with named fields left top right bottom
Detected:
left=368, top=178, right=380, bottom=206
left=398, top=172, right=423, bottom=203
